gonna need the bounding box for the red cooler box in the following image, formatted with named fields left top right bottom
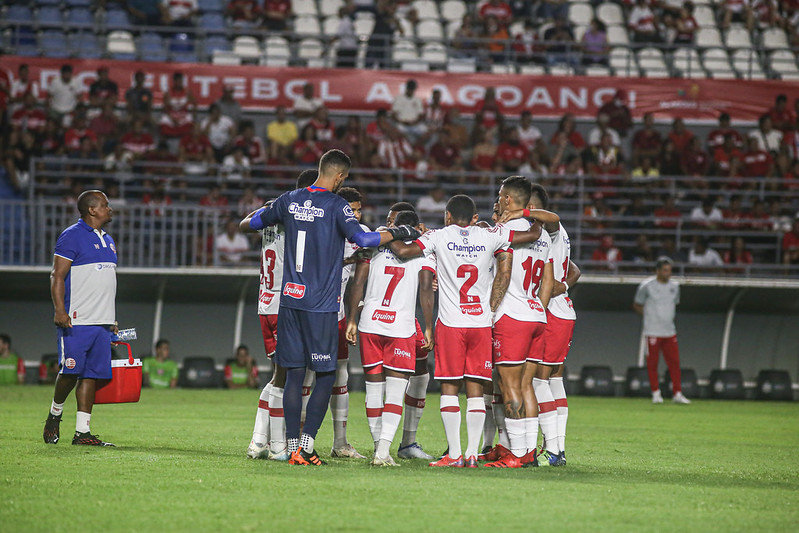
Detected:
left=94, top=342, right=142, bottom=404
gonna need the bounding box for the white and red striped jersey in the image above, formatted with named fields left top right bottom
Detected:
left=495, top=218, right=552, bottom=324
left=377, top=137, right=413, bottom=170
left=339, top=223, right=370, bottom=320
left=359, top=245, right=436, bottom=338
left=547, top=222, right=576, bottom=321
left=258, top=224, right=285, bottom=315
left=416, top=224, right=512, bottom=328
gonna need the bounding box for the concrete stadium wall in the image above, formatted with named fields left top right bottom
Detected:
left=2, top=267, right=797, bottom=386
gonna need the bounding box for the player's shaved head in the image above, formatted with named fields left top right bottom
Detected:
left=337, top=187, right=362, bottom=204
left=500, top=176, right=532, bottom=208
left=446, top=194, right=476, bottom=224
left=319, top=149, right=352, bottom=176
left=77, top=190, right=105, bottom=217
left=296, top=169, right=318, bottom=189
left=529, top=183, right=549, bottom=210
left=389, top=201, right=416, bottom=213
left=394, top=210, right=419, bottom=228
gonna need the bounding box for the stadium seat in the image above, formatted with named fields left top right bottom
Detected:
left=638, top=47, right=669, bottom=77
left=319, top=0, right=344, bottom=18
left=412, top=0, right=440, bottom=20
left=6, top=5, right=33, bottom=23
left=606, top=25, right=629, bottom=45
left=212, top=50, right=241, bottom=65
left=610, top=46, right=637, bottom=76
left=702, top=48, right=736, bottom=79
left=204, top=35, right=231, bottom=54
left=298, top=38, right=324, bottom=60
left=170, top=32, right=194, bottom=53
left=673, top=48, right=705, bottom=78
left=693, top=5, right=716, bottom=27
left=139, top=33, right=167, bottom=61
left=769, top=50, right=799, bottom=79
left=549, top=64, right=575, bottom=76
left=233, top=36, right=262, bottom=61
left=354, top=17, right=376, bottom=38
left=66, top=0, right=93, bottom=6
left=416, top=19, right=444, bottom=41
left=573, top=24, right=588, bottom=43
left=201, top=12, right=227, bottom=34
left=107, top=30, right=136, bottom=60
left=579, top=365, right=614, bottom=396
left=66, top=7, right=94, bottom=27
left=420, top=41, right=447, bottom=65
left=323, top=15, right=341, bottom=36
left=446, top=19, right=461, bottom=38
left=70, top=32, right=102, bottom=59
left=596, top=2, right=624, bottom=26
left=519, top=64, right=546, bottom=75
left=725, top=25, right=752, bottom=48
left=401, top=60, right=431, bottom=72
left=294, top=15, right=321, bottom=36
left=695, top=27, right=722, bottom=48
left=292, top=0, right=318, bottom=17
left=569, top=2, right=594, bottom=27
left=755, top=369, right=793, bottom=401
left=708, top=369, right=745, bottom=399
left=105, top=8, right=132, bottom=29
left=491, top=64, right=516, bottom=74
left=41, top=31, right=70, bottom=58
left=585, top=65, right=611, bottom=76
left=732, top=49, right=766, bottom=79
left=396, top=17, right=414, bottom=38
left=198, top=0, right=225, bottom=13
left=440, top=0, right=466, bottom=23
left=446, top=57, right=476, bottom=73
left=660, top=368, right=699, bottom=399
left=179, top=357, right=219, bottom=388
left=392, top=40, right=419, bottom=63
left=762, top=27, right=789, bottom=49
left=36, top=6, right=63, bottom=27
left=264, top=36, right=291, bottom=64
left=625, top=366, right=651, bottom=398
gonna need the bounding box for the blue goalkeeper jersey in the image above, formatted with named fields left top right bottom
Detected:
left=252, top=185, right=367, bottom=313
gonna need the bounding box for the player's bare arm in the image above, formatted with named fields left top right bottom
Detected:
left=552, top=260, right=581, bottom=297
left=345, top=260, right=371, bottom=345
left=539, top=261, right=555, bottom=310
left=490, top=251, right=512, bottom=313
left=505, top=210, right=560, bottom=246
left=50, top=255, right=72, bottom=328
left=387, top=240, right=424, bottom=260
left=418, top=269, right=435, bottom=351
left=500, top=207, right=560, bottom=226
left=633, top=302, right=644, bottom=315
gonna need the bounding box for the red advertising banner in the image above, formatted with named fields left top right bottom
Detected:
left=2, top=55, right=797, bottom=122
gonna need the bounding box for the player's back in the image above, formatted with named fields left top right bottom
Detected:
left=417, top=224, right=511, bottom=328
left=547, top=222, right=576, bottom=320
left=495, top=218, right=552, bottom=323
left=258, top=223, right=285, bottom=315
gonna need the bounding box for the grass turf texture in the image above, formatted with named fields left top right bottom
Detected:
left=1, top=387, right=797, bottom=532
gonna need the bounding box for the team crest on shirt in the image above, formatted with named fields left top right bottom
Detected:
left=460, top=229, right=469, bottom=237
left=65, top=358, right=76, bottom=369
left=288, top=200, right=325, bottom=221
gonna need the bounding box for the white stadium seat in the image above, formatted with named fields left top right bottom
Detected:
left=732, top=49, right=766, bottom=79
left=297, top=38, right=323, bottom=59
left=702, top=48, right=736, bottom=79
left=232, top=36, right=261, bottom=61
left=491, top=64, right=516, bottom=74
left=693, top=6, right=716, bottom=28
left=695, top=28, right=722, bottom=47
left=606, top=25, right=629, bottom=45
left=447, top=58, right=476, bottom=73
left=294, top=15, right=321, bottom=36
left=770, top=49, right=799, bottom=78
left=420, top=42, right=447, bottom=64
left=212, top=50, right=241, bottom=66
left=107, top=31, right=136, bottom=55
left=291, top=0, right=318, bottom=17
left=392, top=40, right=418, bottom=62
left=401, top=60, right=431, bottom=71
left=762, top=27, right=789, bottom=49
left=585, top=65, right=611, bottom=76
left=417, top=19, right=444, bottom=40
left=323, top=16, right=341, bottom=36
left=411, top=0, right=440, bottom=20
left=519, top=64, right=546, bottom=75
left=673, top=48, right=706, bottom=78
left=573, top=25, right=588, bottom=43
left=549, top=64, right=575, bottom=76
left=440, top=0, right=466, bottom=23
left=446, top=20, right=461, bottom=38
left=597, top=3, right=624, bottom=26
left=725, top=26, right=752, bottom=48
left=610, top=47, right=637, bottom=76
left=354, top=17, right=375, bottom=37
left=569, top=3, right=594, bottom=27
left=638, top=47, right=669, bottom=77
left=264, top=35, right=290, bottom=63
left=319, top=0, right=343, bottom=18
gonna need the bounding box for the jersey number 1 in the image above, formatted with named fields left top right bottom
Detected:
left=522, top=257, right=545, bottom=295
left=295, top=230, right=306, bottom=273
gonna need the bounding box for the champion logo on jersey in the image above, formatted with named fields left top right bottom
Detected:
left=288, top=200, right=325, bottom=221
left=372, top=310, right=396, bottom=323
left=447, top=242, right=487, bottom=254
left=460, top=303, right=483, bottom=315
left=283, top=282, right=306, bottom=299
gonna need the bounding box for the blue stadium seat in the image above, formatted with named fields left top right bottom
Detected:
left=70, top=32, right=103, bottom=59
left=110, top=52, right=138, bottom=61
left=35, top=0, right=62, bottom=5
left=36, top=6, right=64, bottom=26
left=198, top=0, right=225, bottom=13
left=172, top=51, right=200, bottom=63
left=204, top=36, right=231, bottom=54
left=201, top=13, right=227, bottom=34
left=170, top=33, right=195, bottom=53
left=105, top=8, right=132, bottom=28
left=139, top=33, right=168, bottom=61
left=41, top=30, right=70, bottom=58
left=66, top=7, right=94, bottom=27
left=6, top=5, right=33, bottom=23
left=9, top=27, right=37, bottom=48
left=65, top=0, right=93, bottom=7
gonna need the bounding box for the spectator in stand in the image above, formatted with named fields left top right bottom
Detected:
left=216, top=219, right=251, bottom=265
left=745, top=198, right=771, bottom=231
left=581, top=18, right=609, bottom=66
left=125, top=71, right=154, bottom=126
left=782, top=217, right=799, bottom=265
left=64, top=113, right=99, bottom=155
left=713, top=132, right=745, bottom=177
left=416, top=184, right=448, bottom=228
left=142, top=339, right=178, bottom=389
left=494, top=127, right=528, bottom=172
left=690, top=197, right=724, bottom=229
left=391, top=79, right=427, bottom=144
left=10, top=93, right=47, bottom=136
left=766, top=94, right=794, bottom=133
left=233, top=120, right=266, bottom=166
left=749, top=114, right=783, bottom=154
left=47, top=65, right=83, bottom=125
left=377, top=127, right=414, bottom=170
left=780, top=121, right=799, bottom=159
left=308, top=107, right=336, bottom=147
left=619, top=196, right=651, bottom=229
left=721, top=0, right=754, bottom=31
left=484, top=16, right=511, bottom=63
left=688, top=236, right=724, bottom=269
left=674, top=2, right=699, bottom=45
left=103, top=145, right=135, bottom=184
left=630, top=234, right=655, bottom=264
left=583, top=194, right=614, bottom=230
left=743, top=136, right=774, bottom=180
left=668, top=118, right=694, bottom=152
left=333, top=3, right=358, bottom=68
left=631, top=156, right=660, bottom=185
left=0, top=334, right=25, bottom=385
left=681, top=136, right=711, bottom=177
left=160, top=0, right=198, bottom=27
left=365, top=108, right=392, bottom=149
left=480, top=0, right=513, bottom=26
left=292, top=83, right=322, bottom=131
left=366, top=1, right=401, bottom=69
left=538, top=0, right=568, bottom=22
left=214, top=86, right=242, bottom=126
left=331, top=116, right=367, bottom=165
left=5, top=130, right=39, bottom=190
left=160, top=72, right=195, bottom=139
left=631, top=112, right=662, bottom=166
left=144, top=140, right=180, bottom=176
left=293, top=124, right=325, bottom=167
left=724, top=236, right=754, bottom=271
left=550, top=112, right=586, bottom=156
left=179, top=124, right=214, bottom=176
left=128, top=0, right=164, bottom=26
left=654, top=195, right=682, bottom=229
left=199, top=183, right=229, bottom=208
left=598, top=90, right=633, bottom=138
left=629, top=0, right=661, bottom=42
left=471, top=128, right=498, bottom=172
left=201, top=103, right=236, bottom=162
left=588, top=113, right=621, bottom=147
left=517, top=111, right=542, bottom=152
left=591, top=235, right=623, bottom=270
left=658, top=236, right=687, bottom=263
left=121, top=118, right=156, bottom=160
left=473, top=87, right=504, bottom=140
left=452, top=14, right=480, bottom=59
left=262, top=0, right=291, bottom=31
left=39, top=118, right=65, bottom=157
left=588, top=132, right=625, bottom=196
left=88, top=67, right=118, bottom=111
left=220, top=145, right=251, bottom=184
left=424, top=89, right=447, bottom=136
left=707, top=112, right=743, bottom=150
left=266, top=105, right=298, bottom=163
left=237, top=186, right=264, bottom=217
left=722, top=195, right=747, bottom=229
left=225, top=345, right=258, bottom=389
left=543, top=16, right=578, bottom=66
left=8, top=64, right=40, bottom=114
left=227, top=0, right=260, bottom=29
left=429, top=129, right=463, bottom=172
left=751, top=0, right=780, bottom=30
left=514, top=20, right=543, bottom=64
left=89, top=102, right=120, bottom=154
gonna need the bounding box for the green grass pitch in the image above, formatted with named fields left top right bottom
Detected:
left=1, top=387, right=797, bottom=532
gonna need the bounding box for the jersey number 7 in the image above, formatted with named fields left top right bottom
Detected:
left=382, top=266, right=405, bottom=307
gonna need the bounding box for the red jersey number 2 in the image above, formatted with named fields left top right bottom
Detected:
left=457, top=264, right=479, bottom=303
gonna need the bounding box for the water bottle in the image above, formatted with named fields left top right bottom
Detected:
left=111, top=328, right=137, bottom=342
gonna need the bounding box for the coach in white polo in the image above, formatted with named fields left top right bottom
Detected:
left=391, top=79, right=427, bottom=143
left=633, top=257, right=691, bottom=405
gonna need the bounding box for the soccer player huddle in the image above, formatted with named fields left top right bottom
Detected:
left=242, top=149, right=580, bottom=469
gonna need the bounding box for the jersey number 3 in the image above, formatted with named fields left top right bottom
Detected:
left=262, top=249, right=276, bottom=289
